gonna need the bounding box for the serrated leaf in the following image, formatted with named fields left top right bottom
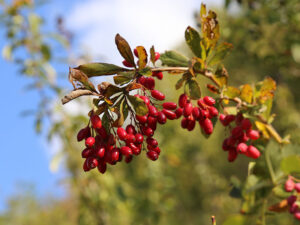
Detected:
left=113, top=71, right=135, bottom=85
left=115, top=34, right=136, bottom=67
left=75, top=63, right=127, bottom=77
left=150, top=45, right=156, bottom=65
left=160, top=50, right=189, bottom=67
left=185, top=26, right=202, bottom=58
left=280, top=155, right=300, bottom=174
left=136, top=46, right=147, bottom=69
left=128, top=95, right=148, bottom=116
left=208, top=42, right=233, bottom=66
left=223, top=86, right=240, bottom=99
left=240, top=84, right=253, bottom=104
left=187, top=78, right=201, bottom=100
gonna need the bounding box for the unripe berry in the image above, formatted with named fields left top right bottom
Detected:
left=285, top=178, right=295, bottom=192
left=178, top=94, right=188, bottom=108
left=241, top=118, right=252, bottom=130
left=151, top=90, right=165, bottom=101
left=144, top=77, right=155, bottom=90
left=117, top=127, right=127, bottom=140
left=87, top=157, right=98, bottom=169
left=91, top=114, right=102, bottom=129
left=120, top=146, right=133, bottom=156
left=147, top=151, right=159, bottom=161
left=228, top=149, right=238, bottom=162
left=126, top=124, right=136, bottom=134
left=77, top=127, right=91, bottom=142
left=236, top=143, right=248, bottom=154
left=295, top=183, right=300, bottom=193
left=154, top=52, right=160, bottom=61
left=85, top=137, right=95, bottom=148
left=201, top=118, right=213, bottom=135
left=136, top=115, right=148, bottom=124
left=208, top=106, right=218, bottom=117
left=162, top=109, right=177, bottom=120
left=162, top=102, right=177, bottom=110
left=97, top=162, right=107, bottom=174
left=247, top=129, right=260, bottom=140
left=247, top=145, right=261, bottom=159
left=135, top=133, right=144, bottom=144
left=139, top=95, right=150, bottom=105
left=157, top=111, right=167, bottom=124
left=148, top=105, right=158, bottom=117
left=82, top=148, right=93, bottom=158
left=183, top=103, right=193, bottom=117
left=203, top=96, right=215, bottom=106
left=122, top=60, right=134, bottom=67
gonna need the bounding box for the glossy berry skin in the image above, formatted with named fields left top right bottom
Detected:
left=135, top=133, right=144, bottom=144
left=126, top=125, right=136, bottom=134
left=187, top=119, right=196, bottom=131
left=147, top=116, right=157, bottom=130
left=91, top=115, right=102, bottom=129
left=120, top=146, right=133, bottom=156
left=241, top=118, right=252, bottom=130
left=111, top=149, right=120, bottom=162
left=203, top=96, right=215, bottom=106
left=139, top=95, right=150, bottom=105
left=208, top=107, right=218, bottom=117
left=181, top=118, right=188, bottom=129
left=247, top=145, right=261, bottom=159
left=122, top=60, right=134, bottom=67
left=285, top=178, right=295, bottom=192
left=178, top=94, right=188, bottom=108
left=147, top=151, right=159, bottom=161
left=247, top=130, right=260, bottom=140
left=136, top=115, right=148, bottom=124
left=125, top=134, right=136, bottom=144
left=117, top=127, right=127, bottom=140
left=201, top=118, right=213, bottom=135
left=152, top=71, right=163, bottom=80
left=148, top=105, right=158, bottom=117
left=157, top=111, right=167, bottom=124
left=87, top=157, right=98, bottom=169
left=219, top=114, right=229, bottom=126
left=137, top=76, right=146, bottom=85
left=162, top=109, right=177, bottom=120
left=96, top=146, right=106, bottom=158
left=77, top=127, right=91, bottom=142
left=183, top=103, right=193, bottom=117
left=151, top=90, right=165, bottom=101
left=143, top=127, right=154, bottom=137
left=82, top=148, right=93, bottom=158
left=97, top=162, right=107, bottom=174
left=175, top=108, right=183, bottom=119
left=192, top=107, right=200, bottom=119
left=162, top=102, right=177, bottom=110
left=237, top=143, right=248, bottom=154
left=154, top=52, right=160, bottom=61
left=85, top=137, right=95, bottom=148
left=146, top=137, right=158, bottom=147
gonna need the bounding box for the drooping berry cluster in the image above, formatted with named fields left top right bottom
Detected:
left=177, top=94, right=218, bottom=134
left=285, top=176, right=300, bottom=220
left=220, top=113, right=261, bottom=162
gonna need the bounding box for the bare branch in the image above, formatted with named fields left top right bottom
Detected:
left=61, top=89, right=99, bottom=105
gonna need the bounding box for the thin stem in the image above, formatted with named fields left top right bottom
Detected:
left=265, top=146, right=276, bottom=185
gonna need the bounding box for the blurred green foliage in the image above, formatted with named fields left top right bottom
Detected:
left=1, top=0, right=300, bottom=225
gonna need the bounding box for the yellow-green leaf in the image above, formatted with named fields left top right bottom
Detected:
left=240, top=84, right=253, bottom=103
left=160, top=50, right=189, bottom=67
left=185, top=26, right=202, bottom=58
left=136, top=46, right=148, bottom=69
left=208, top=42, right=233, bottom=66
left=223, top=86, right=240, bottom=99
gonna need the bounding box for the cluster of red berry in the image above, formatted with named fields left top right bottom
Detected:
left=220, top=113, right=261, bottom=162
left=285, top=176, right=300, bottom=220
left=177, top=94, right=218, bottom=134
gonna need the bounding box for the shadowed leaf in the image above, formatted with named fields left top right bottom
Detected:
left=115, top=34, right=136, bottom=67
left=160, top=50, right=189, bottom=67
left=75, top=63, right=127, bottom=77
left=185, top=26, right=202, bottom=58
left=187, top=78, right=201, bottom=99
left=128, top=95, right=148, bottom=116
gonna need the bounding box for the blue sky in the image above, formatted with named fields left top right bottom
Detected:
left=0, top=0, right=223, bottom=211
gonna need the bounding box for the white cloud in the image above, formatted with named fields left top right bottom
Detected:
left=66, top=0, right=223, bottom=63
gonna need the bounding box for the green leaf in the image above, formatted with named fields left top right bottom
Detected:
left=115, top=34, right=136, bottom=67
left=280, top=155, right=300, bottom=174
left=41, top=44, right=51, bottom=61
left=75, top=63, right=127, bottom=77
left=257, top=77, right=276, bottom=103
left=208, top=42, right=233, bottom=66
left=187, top=78, right=201, bottom=100
left=128, top=95, right=148, bottom=116
left=113, top=71, right=135, bottom=85
left=222, top=215, right=246, bottom=225
left=136, top=46, right=148, bottom=69
left=185, top=26, right=202, bottom=58
left=139, top=67, right=152, bottom=76
left=160, top=51, right=189, bottom=67
left=175, top=73, right=189, bottom=90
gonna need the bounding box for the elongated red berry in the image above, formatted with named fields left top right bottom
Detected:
left=294, top=210, right=300, bottom=220
left=97, top=162, right=107, bottom=174
left=192, top=107, right=200, bottom=120
left=175, top=108, right=183, bottom=119
left=179, top=94, right=188, bottom=108
left=137, top=76, right=146, bottom=85
left=203, top=96, right=215, bottom=106
left=148, top=116, right=157, bottom=130
left=87, top=157, right=98, bottom=169
left=201, top=118, right=213, bottom=135
left=152, top=71, right=163, bottom=80
left=96, top=127, right=108, bottom=140
left=139, top=95, right=150, bottom=105
left=144, top=77, right=155, bottom=90
left=122, top=60, right=134, bottom=67
left=295, top=183, right=300, bottom=193
left=247, top=129, right=260, bottom=140
left=151, top=90, right=165, bottom=101
left=208, top=106, right=218, bottom=117
left=287, top=195, right=297, bottom=205
left=148, top=105, right=158, bottom=117
left=241, top=118, right=252, bottom=130
left=144, top=127, right=154, bottom=137
left=181, top=118, right=188, bottom=129
left=147, top=151, right=159, bottom=161
left=117, top=127, right=127, bottom=140
left=222, top=139, right=231, bottom=151
left=120, top=146, right=132, bottom=156
left=95, top=146, right=105, bottom=158
left=228, top=149, right=238, bottom=162
left=154, top=52, right=160, bottom=61
left=91, top=114, right=102, bottom=129
left=236, top=143, right=248, bottom=154
left=219, top=114, right=228, bottom=126
left=183, top=103, right=193, bottom=117
left=162, top=109, right=177, bottom=120
left=125, top=134, right=136, bottom=144
left=135, top=133, right=144, bottom=144
left=285, top=178, right=295, bottom=192
left=134, top=48, right=138, bottom=57
left=157, top=111, right=167, bottom=124
left=85, top=137, right=95, bottom=148
left=136, top=115, right=148, bottom=124
left=82, top=148, right=93, bottom=158
left=111, top=148, right=120, bottom=162
left=146, top=137, right=158, bottom=147
left=231, top=126, right=243, bottom=138
left=77, top=127, right=91, bottom=142
left=187, top=119, right=196, bottom=131
left=162, top=102, right=177, bottom=110
left=247, top=145, right=261, bottom=159
left=126, top=124, right=136, bottom=134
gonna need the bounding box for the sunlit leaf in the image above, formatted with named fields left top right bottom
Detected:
left=255, top=121, right=270, bottom=139
left=223, top=86, right=240, bottom=99
left=115, top=33, right=136, bottom=67
left=160, top=50, right=189, bottom=67
left=256, top=77, right=276, bottom=103
left=240, top=84, right=253, bottom=104
left=185, top=26, right=202, bottom=58
left=213, top=66, right=228, bottom=87
left=136, top=46, right=147, bottom=69
left=68, top=68, right=96, bottom=91
left=112, top=99, right=125, bottom=127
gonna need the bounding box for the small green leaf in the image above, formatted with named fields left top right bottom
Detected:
left=160, top=51, right=189, bottom=67
left=185, top=26, right=202, bottom=58
left=128, top=95, right=148, bottom=116
left=112, top=99, right=125, bottom=127
left=280, top=155, right=300, bottom=174
left=187, top=78, right=201, bottom=100
left=75, top=63, right=127, bottom=77
left=208, top=42, right=233, bottom=66
left=136, top=46, right=148, bottom=69
left=113, top=71, right=135, bottom=85
left=115, top=34, right=136, bottom=67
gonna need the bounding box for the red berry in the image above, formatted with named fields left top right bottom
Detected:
left=152, top=146, right=161, bottom=154
left=91, top=114, right=102, bottom=129
left=247, top=130, right=260, bottom=140
left=147, top=116, right=157, bottom=130
left=222, top=139, right=231, bottom=151
left=134, top=48, right=138, bottom=57
left=197, top=98, right=206, bottom=109
left=125, top=155, right=133, bottom=163
left=162, top=109, right=177, bottom=120
left=247, top=145, right=261, bottom=159
left=144, top=77, right=155, bottom=90
left=192, top=107, right=200, bottom=119
left=157, top=111, right=167, bottom=124
left=125, top=133, right=136, bottom=143
left=178, top=94, right=188, bottom=108
left=82, top=148, right=93, bottom=158
left=295, top=183, right=300, bottom=193
left=187, top=119, right=196, bottom=131
left=111, top=148, right=120, bottom=162
left=241, top=118, right=252, bottom=130
left=208, top=106, right=218, bottom=117
left=219, top=114, right=229, bottom=126
left=162, top=102, right=177, bottom=110
left=96, top=127, right=108, bottom=140
left=139, top=95, right=150, bottom=105
left=83, top=159, right=90, bottom=172
left=201, top=118, right=213, bottom=135
left=147, top=151, right=159, bottom=161
left=143, top=127, right=154, bottom=137
left=108, top=134, right=116, bottom=145
left=95, top=146, right=106, bottom=158
left=154, top=52, right=160, bottom=61
left=146, top=137, right=158, bottom=147
left=181, top=117, right=188, bottom=129
left=97, top=162, right=106, bottom=174
left=87, top=157, right=98, bottom=169
left=290, top=203, right=299, bottom=213
left=117, top=127, right=127, bottom=140
left=183, top=103, right=193, bottom=117
left=126, top=124, right=136, bottom=134
left=85, top=137, right=95, bottom=148
left=287, top=195, right=297, bottom=205
left=120, top=146, right=132, bottom=156
left=148, top=105, right=158, bottom=117
left=151, top=90, right=165, bottom=101
left=294, top=210, right=300, bottom=220
left=200, top=109, right=209, bottom=119
left=225, top=115, right=236, bottom=123
left=235, top=113, right=244, bottom=126
left=237, top=143, right=248, bottom=154
left=122, top=60, right=134, bottom=67
left=285, top=178, right=295, bottom=192
left=228, top=149, right=238, bottom=162
left=136, top=115, right=148, bottom=124
left=175, top=108, right=183, bottom=119
left=137, top=76, right=146, bottom=85
left=152, top=71, right=163, bottom=80
left=135, top=133, right=144, bottom=144
left=231, top=126, right=243, bottom=138
left=77, top=127, right=91, bottom=142
left=203, top=96, right=215, bottom=106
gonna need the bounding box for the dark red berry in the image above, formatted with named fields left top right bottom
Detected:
left=137, top=76, right=146, bottom=85
left=147, top=116, right=157, bottom=130
left=192, top=107, right=200, bottom=120
left=146, top=137, right=158, bottom=147
left=208, top=106, right=218, bottom=117
left=147, top=151, right=159, bottom=161
left=82, top=148, right=93, bottom=158
left=97, top=162, right=107, bottom=174
left=91, top=114, right=102, bottom=129
left=295, top=183, right=300, bottom=193
left=120, top=146, right=133, bottom=156
left=162, top=102, right=177, bottom=110
left=175, top=108, right=183, bottom=119
left=87, top=157, right=98, bottom=169
left=83, top=159, right=90, bottom=172
left=77, top=127, right=91, bottom=142
left=125, top=155, right=133, bottom=163
left=125, top=133, right=136, bottom=144
left=126, top=124, right=136, bottom=134
left=228, top=149, right=238, bottom=162
left=111, top=149, right=120, bottom=162
left=241, top=118, right=252, bottom=130
left=181, top=117, right=188, bottom=129
left=187, top=119, right=196, bottom=131
left=157, top=111, right=167, bottom=124
left=139, top=95, right=150, bottom=105
left=203, top=96, right=215, bottom=106
left=144, top=77, right=155, bottom=90
left=152, top=71, right=163, bottom=80
left=162, top=109, right=177, bottom=120
left=231, top=126, right=243, bottom=138
left=85, top=137, right=95, bottom=148
left=117, top=127, right=127, bottom=140
left=287, top=195, right=297, bottom=205
left=201, top=118, right=213, bottom=135
left=178, top=94, right=188, bottom=108
left=122, top=60, right=134, bottom=67
left=143, top=127, right=154, bottom=137
left=136, top=115, right=148, bottom=124
left=235, top=113, right=244, bottom=126
left=96, top=127, right=108, bottom=140
left=148, top=105, right=158, bottom=117
left=135, top=133, right=144, bottom=144
left=95, top=146, right=106, bottom=158
left=134, top=48, right=138, bottom=57
left=236, top=143, right=248, bottom=154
